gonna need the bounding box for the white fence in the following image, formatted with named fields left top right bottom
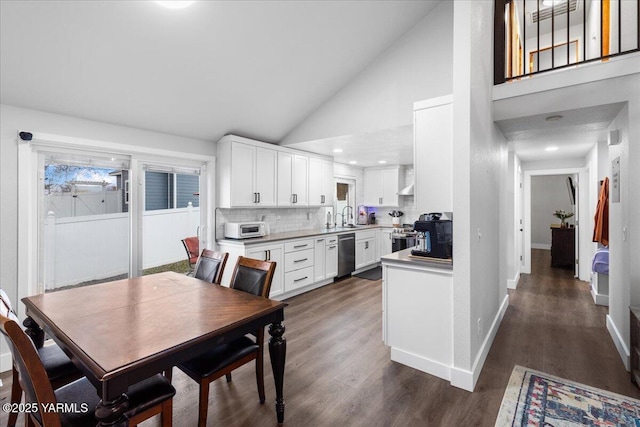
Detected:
left=45, top=190, right=122, bottom=217
left=44, top=207, right=199, bottom=290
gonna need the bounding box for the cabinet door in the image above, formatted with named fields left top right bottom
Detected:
left=308, top=157, right=323, bottom=206
left=247, top=245, right=284, bottom=297
left=322, top=159, right=334, bottom=205
left=365, top=238, right=377, bottom=265
left=364, top=169, right=382, bottom=206
left=314, top=238, right=326, bottom=281
left=381, top=168, right=399, bottom=207
left=230, top=143, right=256, bottom=207
left=355, top=240, right=367, bottom=270
left=292, top=154, right=309, bottom=206
left=325, top=242, right=338, bottom=278
left=277, top=151, right=293, bottom=206
left=255, top=147, right=277, bottom=206
left=414, top=97, right=453, bottom=212
left=379, top=230, right=393, bottom=258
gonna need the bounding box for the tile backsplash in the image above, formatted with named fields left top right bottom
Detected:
left=216, top=207, right=328, bottom=239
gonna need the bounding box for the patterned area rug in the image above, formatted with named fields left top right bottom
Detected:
left=495, top=365, right=640, bottom=426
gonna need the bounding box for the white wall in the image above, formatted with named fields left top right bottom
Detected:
left=451, top=0, right=507, bottom=391
left=0, top=104, right=214, bottom=372
left=280, top=1, right=454, bottom=145
left=531, top=175, right=575, bottom=248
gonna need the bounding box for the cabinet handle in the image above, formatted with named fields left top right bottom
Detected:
left=317, top=239, right=324, bottom=242
left=321, top=195, right=325, bottom=204
left=253, top=193, right=257, bottom=203
left=266, top=250, right=271, bottom=261
left=328, top=245, right=336, bottom=249
left=293, top=276, right=308, bottom=282
left=379, top=197, right=383, bottom=205
left=257, top=192, right=261, bottom=203
left=294, top=194, right=298, bottom=203
left=365, top=242, right=369, bottom=250
left=293, top=258, right=308, bottom=263
left=293, top=244, right=307, bottom=249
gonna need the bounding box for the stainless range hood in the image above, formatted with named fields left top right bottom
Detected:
left=397, top=183, right=414, bottom=196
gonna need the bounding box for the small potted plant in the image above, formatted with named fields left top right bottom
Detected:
left=553, top=209, right=574, bottom=228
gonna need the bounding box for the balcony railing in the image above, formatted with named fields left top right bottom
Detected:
left=494, top=0, right=639, bottom=84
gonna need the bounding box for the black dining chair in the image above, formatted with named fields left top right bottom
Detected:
left=175, top=256, right=277, bottom=427
left=0, top=312, right=176, bottom=427
left=0, top=290, right=83, bottom=427
left=193, top=249, right=229, bottom=284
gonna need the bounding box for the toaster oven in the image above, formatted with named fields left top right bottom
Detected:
left=224, top=222, right=267, bottom=239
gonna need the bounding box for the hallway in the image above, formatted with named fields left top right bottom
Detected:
left=481, top=248, right=637, bottom=400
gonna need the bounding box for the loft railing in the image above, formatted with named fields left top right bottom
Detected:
left=494, top=0, right=640, bottom=84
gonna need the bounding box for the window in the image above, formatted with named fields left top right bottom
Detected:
left=144, top=171, right=199, bottom=211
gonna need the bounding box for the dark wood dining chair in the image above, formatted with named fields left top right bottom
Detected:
left=0, top=312, right=176, bottom=427
left=181, top=236, right=200, bottom=274
left=193, top=249, right=229, bottom=284
left=1, top=290, right=83, bottom=427
left=176, top=256, right=277, bottom=427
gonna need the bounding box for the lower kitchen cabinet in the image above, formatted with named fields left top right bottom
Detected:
left=314, top=237, right=326, bottom=282
left=243, top=244, right=285, bottom=297
left=356, top=230, right=377, bottom=270
left=284, top=239, right=315, bottom=293
left=325, top=237, right=338, bottom=279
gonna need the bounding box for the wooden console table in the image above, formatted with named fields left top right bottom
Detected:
left=550, top=226, right=575, bottom=268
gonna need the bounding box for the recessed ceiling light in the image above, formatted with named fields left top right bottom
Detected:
left=349, top=161, right=357, bottom=165
left=545, top=115, right=563, bottom=121
left=378, top=160, right=387, bottom=164
left=155, top=1, right=195, bottom=9
left=332, top=148, right=343, bottom=153
left=545, top=146, right=559, bottom=151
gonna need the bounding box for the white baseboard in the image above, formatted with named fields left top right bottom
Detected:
left=607, top=314, right=630, bottom=371
left=451, top=294, right=510, bottom=392
left=590, top=286, right=609, bottom=306
left=507, top=271, right=520, bottom=290
left=531, top=243, right=551, bottom=250
left=390, top=347, right=451, bottom=382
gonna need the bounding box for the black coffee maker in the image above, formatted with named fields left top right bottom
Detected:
left=411, top=218, right=453, bottom=259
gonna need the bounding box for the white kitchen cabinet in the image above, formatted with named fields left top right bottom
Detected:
left=309, top=158, right=334, bottom=206
left=379, top=228, right=394, bottom=259
left=314, top=237, right=326, bottom=282
left=226, top=243, right=284, bottom=298
left=355, top=230, right=377, bottom=270
left=218, top=138, right=277, bottom=208
left=277, top=152, right=309, bottom=206
left=325, top=238, right=338, bottom=279
left=414, top=95, right=453, bottom=212
left=364, top=167, right=400, bottom=207
left=284, top=238, right=315, bottom=292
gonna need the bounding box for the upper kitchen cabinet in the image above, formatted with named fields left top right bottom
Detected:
left=364, top=166, right=401, bottom=207
left=308, top=157, right=334, bottom=206
left=217, top=136, right=277, bottom=208
left=277, top=151, right=309, bottom=206
left=414, top=95, right=452, bottom=213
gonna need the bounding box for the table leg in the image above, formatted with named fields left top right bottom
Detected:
left=95, top=394, right=129, bottom=427
left=268, top=321, right=286, bottom=424
left=23, top=316, right=44, bottom=348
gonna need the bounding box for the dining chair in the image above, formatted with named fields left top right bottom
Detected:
left=181, top=236, right=200, bottom=274
left=0, top=312, right=176, bottom=427
left=193, top=249, right=229, bottom=284
left=0, top=290, right=83, bottom=427
left=176, top=256, right=277, bottom=427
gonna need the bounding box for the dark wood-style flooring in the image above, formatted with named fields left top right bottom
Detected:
left=1, top=249, right=636, bottom=426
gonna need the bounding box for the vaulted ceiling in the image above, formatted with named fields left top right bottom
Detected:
left=0, top=0, right=440, bottom=143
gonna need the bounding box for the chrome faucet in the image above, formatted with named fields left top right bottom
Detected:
left=342, top=205, right=354, bottom=226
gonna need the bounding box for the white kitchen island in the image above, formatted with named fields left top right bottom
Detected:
left=381, top=248, right=454, bottom=382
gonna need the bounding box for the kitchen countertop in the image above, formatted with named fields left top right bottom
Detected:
left=217, top=224, right=387, bottom=246
left=381, top=247, right=453, bottom=272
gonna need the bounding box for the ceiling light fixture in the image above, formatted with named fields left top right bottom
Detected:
left=545, top=146, right=559, bottom=151
left=349, top=161, right=357, bottom=165
left=378, top=160, right=387, bottom=164
left=332, top=148, right=343, bottom=153
left=545, top=115, right=563, bottom=121
left=155, top=1, right=195, bottom=9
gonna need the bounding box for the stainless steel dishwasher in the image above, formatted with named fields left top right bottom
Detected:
left=337, top=233, right=355, bottom=277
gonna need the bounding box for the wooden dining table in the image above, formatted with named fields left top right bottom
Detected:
left=21, top=271, right=287, bottom=426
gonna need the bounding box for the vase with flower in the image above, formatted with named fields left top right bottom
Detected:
left=553, top=209, right=574, bottom=228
